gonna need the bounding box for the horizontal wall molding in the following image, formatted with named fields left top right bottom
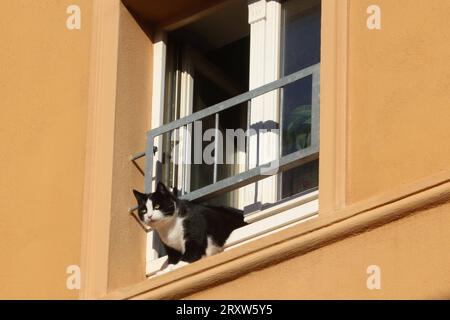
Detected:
left=104, top=169, right=450, bottom=300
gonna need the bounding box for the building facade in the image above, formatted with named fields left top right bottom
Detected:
left=1, top=0, right=449, bottom=299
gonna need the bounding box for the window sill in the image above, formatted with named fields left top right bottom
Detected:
left=226, top=191, right=318, bottom=249
left=104, top=172, right=450, bottom=300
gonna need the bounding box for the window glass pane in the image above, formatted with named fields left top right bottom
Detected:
left=283, top=0, right=321, bottom=73
left=281, top=0, right=321, bottom=198
left=190, top=70, right=226, bottom=192
left=282, top=76, right=313, bottom=156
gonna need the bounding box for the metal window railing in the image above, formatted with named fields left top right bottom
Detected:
left=130, top=63, right=320, bottom=231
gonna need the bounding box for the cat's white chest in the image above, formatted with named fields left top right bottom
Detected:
left=158, top=217, right=186, bottom=253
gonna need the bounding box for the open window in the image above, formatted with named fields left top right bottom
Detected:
left=131, top=0, right=322, bottom=276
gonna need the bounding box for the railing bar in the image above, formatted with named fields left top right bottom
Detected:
left=130, top=145, right=160, bottom=162
left=213, top=113, right=220, bottom=183
left=130, top=151, right=146, bottom=161
left=245, top=100, right=251, bottom=173
left=184, top=123, right=193, bottom=194
left=311, top=70, right=321, bottom=148
left=172, top=128, right=178, bottom=190
left=144, top=135, right=155, bottom=194
left=181, top=146, right=319, bottom=203
left=148, top=64, right=320, bottom=139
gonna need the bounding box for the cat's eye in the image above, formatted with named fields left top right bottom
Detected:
left=154, top=204, right=160, bottom=210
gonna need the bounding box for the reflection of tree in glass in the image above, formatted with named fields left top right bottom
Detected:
left=283, top=104, right=311, bottom=154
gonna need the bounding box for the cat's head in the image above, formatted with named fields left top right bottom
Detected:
left=132, top=182, right=177, bottom=227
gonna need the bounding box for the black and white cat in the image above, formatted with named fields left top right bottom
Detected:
left=133, top=182, right=247, bottom=273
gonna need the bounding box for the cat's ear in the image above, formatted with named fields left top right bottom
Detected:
left=156, top=182, right=170, bottom=195
left=133, top=189, right=147, bottom=205
left=171, top=187, right=179, bottom=199
left=157, top=182, right=177, bottom=201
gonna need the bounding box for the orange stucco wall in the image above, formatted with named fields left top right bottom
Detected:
left=107, top=2, right=153, bottom=291
left=346, top=0, right=450, bottom=204
left=186, top=200, right=450, bottom=299
left=0, top=1, right=92, bottom=299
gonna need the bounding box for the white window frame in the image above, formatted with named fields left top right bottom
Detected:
left=243, top=0, right=282, bottom=209
left=146, top=0, right=320, bottom=277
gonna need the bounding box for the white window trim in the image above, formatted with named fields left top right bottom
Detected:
left=146, top=0, right=320, bottom=276
left=226, top=191, right=318, bottom=248
left=146, top=31, right=167, bottom=263
left=243, top=0, right=282, bottom=209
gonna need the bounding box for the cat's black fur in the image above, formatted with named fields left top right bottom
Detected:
left=133, top=182, right=247, bottom=265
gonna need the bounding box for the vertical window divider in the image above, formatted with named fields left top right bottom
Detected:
left=244, top=0, right=282, bottom=211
